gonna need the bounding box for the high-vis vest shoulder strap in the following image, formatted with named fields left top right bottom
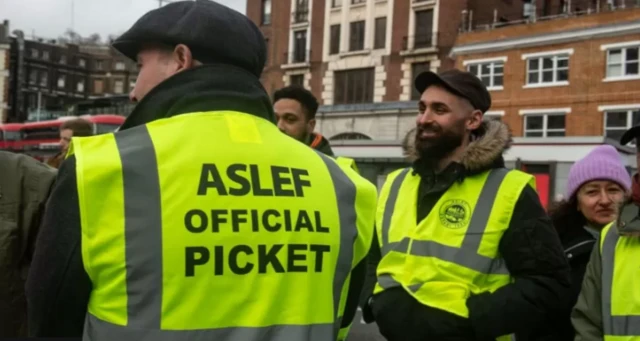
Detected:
left=72, top=111, right=377, bottom=341
left=599, top=223, right=640, bottom=340
left=336, top=157, right=359, bottom=173
left=373, top=167, right=533, bottom=341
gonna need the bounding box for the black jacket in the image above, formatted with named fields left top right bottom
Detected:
left=26, top=65, right=368, bottom=337
left=531, top=206, right=597, bottom=341
left=361, top=121, right=572, bottom=341
left=308, top=132, right=335, bottom=157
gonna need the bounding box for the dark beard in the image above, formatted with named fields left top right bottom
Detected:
left=415, top=123, right=465, bottom=166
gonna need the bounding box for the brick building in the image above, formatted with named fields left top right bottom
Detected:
left=0, top=21, right=10, bottom=122
left=449, top=3, right=640, bottom=200
left=246, top=0, right=466, bottom=103
left=6, top=25, right=137, bottom=123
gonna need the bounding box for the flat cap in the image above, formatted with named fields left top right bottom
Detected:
left=113, top=0, right=266, bottom=78
left=414, top=69, right=492, bottom=113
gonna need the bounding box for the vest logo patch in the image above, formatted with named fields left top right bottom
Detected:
left=439, top=199, right=471, bottom=229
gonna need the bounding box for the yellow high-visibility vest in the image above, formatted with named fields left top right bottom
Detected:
left=336, top=157, right=359, bottom=173
left=599, top=223, right=640, bottom=341
left=69, top=111, right=377, bottom=341
left=374, top=167, right=535, bottom=341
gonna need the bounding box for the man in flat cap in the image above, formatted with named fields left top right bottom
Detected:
left=359, top=69, right=571, bottom=340
left=27, top=1, right=377, bottom=340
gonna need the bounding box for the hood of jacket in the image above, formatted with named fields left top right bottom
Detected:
left=120, top=64, right=275, bottom=131
left=308, top=132, right=335, bottom=157
left=402, top=119, right=512, bottom=173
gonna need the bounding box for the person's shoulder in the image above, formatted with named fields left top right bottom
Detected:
left=0, top=151, right=56, bottom=175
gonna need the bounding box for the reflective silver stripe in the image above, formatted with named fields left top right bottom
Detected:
left=601, top=226, right=640, bottom=336
left=115, top=127, right=163, bottom=329
left=88, top=129, right=356, bottom=340
left=84, top=314, right=335, bottom=341
left=316, top=152, right=359, bottom=339
left=378, top=168, right=510, bottom=275
left=381, top=168, right=411, bottom=248
left=377, top=274, right=421, bottom=292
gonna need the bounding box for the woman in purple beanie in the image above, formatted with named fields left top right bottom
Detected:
left=545, top=145, right=631, bottom=340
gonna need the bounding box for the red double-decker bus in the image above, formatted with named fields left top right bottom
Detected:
left=0, top=123, right=23, bottom=151
left=21, top=115, right=126, bottom=158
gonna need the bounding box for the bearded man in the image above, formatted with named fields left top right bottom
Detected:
left=359, top=69, right=571, bottom=340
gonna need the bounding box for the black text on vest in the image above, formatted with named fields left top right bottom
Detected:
left=197, top=164, right=312, bottom=197
left=183, top=208, right=332, bottom=276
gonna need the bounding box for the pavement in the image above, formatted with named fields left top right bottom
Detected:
left=346, top=308, right=386, bottom=341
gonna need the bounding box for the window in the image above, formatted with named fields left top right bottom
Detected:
left=57, top=75, right=66, bottom=89
left=77, top=79, right=85, bottom=93
left=60, top=55, right=67, bottom=64
left=94, top=79, right=104, bottom=94
left=130, top=78, right=137, bottom=90
left=411, top=62, right=431, bottom=100
left=30, top=48, right=38, bottom=58
left=114, top=80, right=124, bottom=94
left=330, top=25, right=341, bottom=55
left=332, top=0, right=342, bottom=7
left=349, top=21, right=365, bottom=52
left=467, top=61, right=504, bottom=89
left=29, top=69, right=37, bottom=84
left=96, top=60, right=104, bottom=70
left=42, top=51, right=50, bottom=60
left=352, top=0, right=366, bottom=4
left=78, top=58, right=86, bottom=68
left=334, top=68, right=374, bottom=105
left=294, top=0, right=309, bottom=23
left=115, top=62, right=126, bottom=71
left=290, top=74, right=304, bottom=87
left=292, top=30, right=307, bottom=63
left=604, top=109, right=640, bottom=143
left=523, top=114, right=566, bottom=137
left=40, top=71, right=48, bottom=87
left=526, top=54, right=569, bottom=85
left=606, top=46, right=639, bottom=79
left=374, top=17, right=387, bottom=49
left=261, top=0, right=272, bottom=25
left=414, top=10, right=434, bottom=49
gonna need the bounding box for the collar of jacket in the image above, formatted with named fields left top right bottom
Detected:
left=119, top=64, right=276, bottom=131
left=406, top=120, right=511, bottom=178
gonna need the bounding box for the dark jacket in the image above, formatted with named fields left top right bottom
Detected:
left=26, top=65, right=368, bottom=337
left=308, top=132, right=335, bottom=157
left=530, top=203, right=598, bottom=341
left=361, top=121, right=572, bottom=341
left=0, top=151, right=57, bottom=337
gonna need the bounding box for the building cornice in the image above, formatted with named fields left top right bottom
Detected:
left=451, top=19, right=640, bottom=56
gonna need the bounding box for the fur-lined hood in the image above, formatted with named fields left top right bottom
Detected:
left=402, top=120, right=512, bottom=172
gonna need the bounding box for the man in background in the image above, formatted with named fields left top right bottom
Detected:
left=273, top=85, right=335, bottom=156
left=0, top=151, right=57, bottom=337
left=47, top=118, right=93, bottom=168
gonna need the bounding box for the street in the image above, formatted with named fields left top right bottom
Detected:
left=346, top=308, right=386, bottom=341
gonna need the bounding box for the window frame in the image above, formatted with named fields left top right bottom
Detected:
left=333, top=68, right=375, bottom=105
left=261, top=0, right=272, bottom=25
left=374, top=17, right=387, bottom=50
left=330, top=24, right=341, bottom=55
left=349, top=21, right=365, bottom=52
left=523, top=113, right=567, bottom=137
left=522, top=49, right=573, bottom=88
left=604, top=45, right=640, bottom=80
left=465, top=59, right=505, bottom=91
left=603, top=108, right=640, bottom=144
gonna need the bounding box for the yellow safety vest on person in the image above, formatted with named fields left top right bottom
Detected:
left=68, top=111, right=377, bottom=341
left=599, top=223, right=640, bottom=341
left=373, top=167, right=535, bottom=341
left=336, top=157, right=359, bottom=173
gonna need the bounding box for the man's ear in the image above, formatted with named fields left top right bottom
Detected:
left=466, top=109, right=483, bottom=131
left=173, top=44, right=195, bottom=72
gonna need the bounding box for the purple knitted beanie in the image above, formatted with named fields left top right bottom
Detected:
left=565, top=145, right=632, bottom=199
